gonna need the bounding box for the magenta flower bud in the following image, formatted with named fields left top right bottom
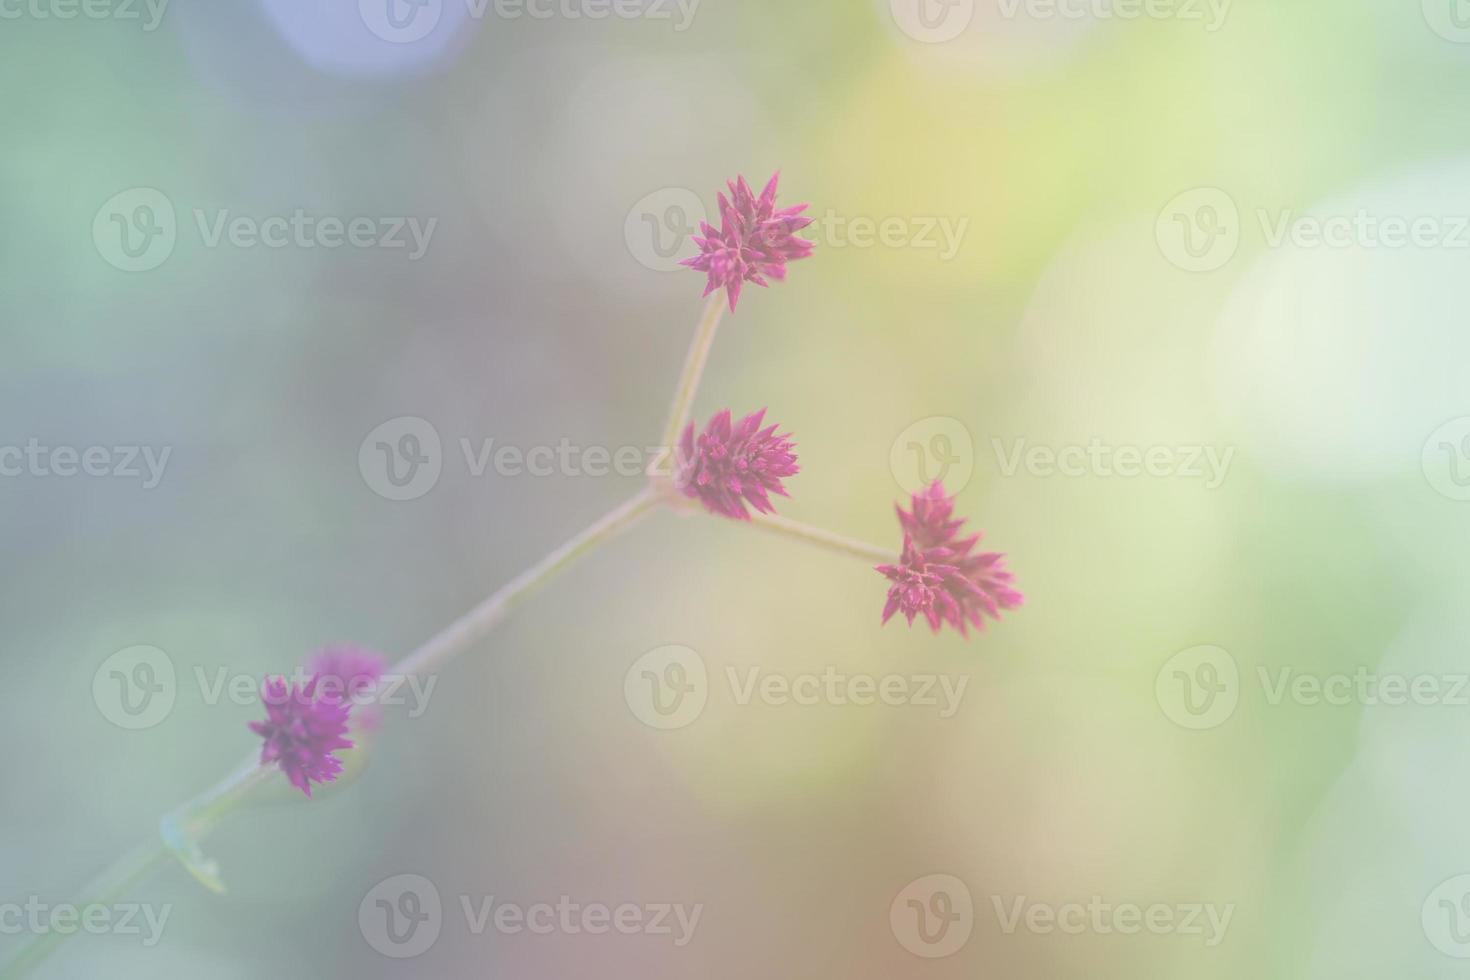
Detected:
left=249, top=676, right=355, bottom=797
left=681, top=172, right=814, bottom=312
left=877, top=482, right=1023, bottom=637
left=306, top=645, right=388, bottom=731
left=677, top=408, right=798, bottom=520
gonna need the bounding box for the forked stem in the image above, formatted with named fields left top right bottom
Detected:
left=2, top=294, right=882, bottom=980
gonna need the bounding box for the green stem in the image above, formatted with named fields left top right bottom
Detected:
left=0, top=488, right=662, bottom=980
left=659, top=294, right=726, bottom=457
left=4, top=289, right=874, bottom=979
left=394, top=487, right=660, bottom=677
left=748, top=512, right=898, bottom=564
left=0, top=842, right=172, bottom=980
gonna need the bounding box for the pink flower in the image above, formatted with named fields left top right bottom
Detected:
left=306, top=645, right=388, bottom=731
left=681, top=172, right=814, bottom=312
left=898, top=480, right=968, bottom=550
left=877, top=482, right=1023, bottom=637
left=677, top=408, right=798, bottom=520
left=249, top=676, right=355, bottom=797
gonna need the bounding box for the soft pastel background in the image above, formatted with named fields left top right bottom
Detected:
left=4, top=0, right=1470, bottom=977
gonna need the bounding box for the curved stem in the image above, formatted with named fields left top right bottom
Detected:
left=747, top=512, right=898, bottom=564
left=659, top=294, right=726, bottom=457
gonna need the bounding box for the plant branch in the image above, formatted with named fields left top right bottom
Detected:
left=748, top=512, right=898, bottom=564
left=658, top=294, right=726, bottom=457
left=0, top=487, right=662, bottom=980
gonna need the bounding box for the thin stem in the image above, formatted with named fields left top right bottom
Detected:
left=0, top=842, right=172, bottom=980
left=658, top=294, right=726, bottom=457
left=395, top=486, right=660, bottom=677
left=748, top=512, right=898, bottom=565
left=0, top=488, right=662, bottom=980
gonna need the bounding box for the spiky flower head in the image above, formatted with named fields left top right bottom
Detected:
left=306, top=645, right=388, bottom=731
left=898, top=480, right=970, bottom=549
left=681, top=172, right=814, bottom=312
left=877, top=482, right=1024, bottom=637
left=677, top=408, right=798, bottom=520
left=249, top=676, right=355, bottom=797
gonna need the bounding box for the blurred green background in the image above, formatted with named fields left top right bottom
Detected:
left=4, top=0, right=1470, bottom=976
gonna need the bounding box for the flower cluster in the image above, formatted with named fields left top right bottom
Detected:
left=676, top=408, right=799, bottom=520
left=877, top=482, right=1024, bottom=637
left=253, top=174, right=1020, bottom=805
left=250, top=646, right=386, bottom=796
left=681, top=172, right=814, bottom=312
